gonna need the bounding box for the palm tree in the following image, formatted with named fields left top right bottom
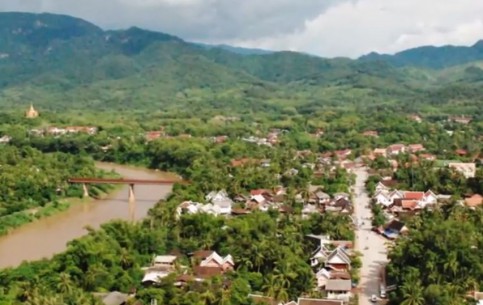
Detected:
left=56, top=272, right=73, bottom=295
left=443, top=252, right=459, bottom=279
left=400, top=279, right=425, bottom=305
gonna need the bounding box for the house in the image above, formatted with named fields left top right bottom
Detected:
left=230, top=158, right=255, bottom=167
left=298, top=298, right=344, bottom=305
left=335, top=149, right=352, bottom=159
left=465, top=194, right=482, bottom=208
left=326, top=198, right=352, bottom=214
left=325, top=247, right=351, bottom=271
left=381, top=220, right=408, bottom=239
left=448, top=162, right=476, bottom=178
left=450, top=116, right=472, bottom=124
left=420, top=153, right=436, bottom=161
left=152, top=255, right=177, bottom=267
left=387, top=144, right=406, bottom=156
left=374, top=189, right=404, bottom=207
left=373, top=148, right=387, bottom=158
left=192, top=250, right=234, bottom=271
left=145, top=131, right=164, bottom=141
left=315, top=268, right=332, bottom=288
left=212, top=135, right=228, bottom=144
left=375, top=182, right=390, bottom=193
left=65, top=126, right=98, bottom=135
left=311, top=190, right=331, bottom=205
left=0, top=135, right=11, bottom=144
left=177, top=201, right=223, bottom=216
left=408, top=144, right=425, bottom=153
left=325, top=279, right=352, bottom=301
left=302, top=204, right=321, bottom=215
left=193, top=266, right=223, bottom=280
left=408, top=114, right=422, bottom=123
left=46, top=126, right=67, bottom=136
left=315, top=267, right=351, bottom=290
left=391, top=199, right=420, bottom=214
left=455, top=149, right=468, bottom=156
left=403, top=191, right=425, bottom=201
left=206, top=190, right=233, bottom=215
left=420, top=190, right=438, bottom=208
left=333, top=193, right=350, bottom=201
left=142, top=268, right=172, bottom=285
left=373, top=191, right=392, bottom=207
left=142, top=255, right=178, bottom=285
left=362, top=130, right=379, bottom=137
left=94, top=291, right=129, bottom=305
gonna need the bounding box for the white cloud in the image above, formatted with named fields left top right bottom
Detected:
left=0, top=0, right=482, bottom=57
left=222, top=0, right=483, bottom=57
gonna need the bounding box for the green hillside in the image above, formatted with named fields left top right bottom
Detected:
left=0, top=12, right=482, bottom=116
left=360, top=40, right=483, bottom=69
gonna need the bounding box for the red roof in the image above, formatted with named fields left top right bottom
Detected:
left=465, top=194, right=483, bottom=207
left=388, top=144, right=405, bottom=152
left=403, top=191, right=424, bottom=200
left=250, top=189, right=271, bottom=196
left=408, top=144, right=425, bottom=152
left=401, top=200, right=418, bottom=210
left=456, top=149, right=468, bottom=156
left=230, top=158, right=254, bottom=167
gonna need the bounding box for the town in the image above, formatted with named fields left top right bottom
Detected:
left=0, top=8, right=482, bottom=305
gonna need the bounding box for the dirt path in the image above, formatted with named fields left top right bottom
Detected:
left=353, top=167, right=388, bottom=305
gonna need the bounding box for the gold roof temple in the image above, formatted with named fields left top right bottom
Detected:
left=25, top=104, right=39, bottom=118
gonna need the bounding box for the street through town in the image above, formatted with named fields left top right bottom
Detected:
left=353, top=167, right=389, bottom=305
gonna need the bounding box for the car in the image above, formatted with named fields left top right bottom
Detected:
left=370, top=294, right=378, bottom=302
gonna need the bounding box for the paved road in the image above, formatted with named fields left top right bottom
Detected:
left=353, top=167, right=388, bottom=305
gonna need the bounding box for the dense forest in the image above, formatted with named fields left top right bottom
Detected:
left=0, top=145, right=115, bottom=235
left=387, top=206, right=482, bottom=305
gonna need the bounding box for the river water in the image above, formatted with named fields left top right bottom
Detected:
left=0, top=163, right=174, bottom=269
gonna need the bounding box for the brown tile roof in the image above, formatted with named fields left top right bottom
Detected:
left=330, top=271, right=351, bottom=280
left=298, top=298, right=343, bottom=305
left=231, top=208, right=251, bottom=215
left=404, top=191, right=424, bottom=200
left=401, top=200, right=418, bottom=210
left=250, top=189, right=272, bottom=196
left=193, top=266, right=223, bottom=278
left=465, top=194, right=483, bottom=207
left=231, top=158, right=255, bottom=167
left=456, top=149, right=468, bottom=156
left=176, top=274, right=194, bottom=282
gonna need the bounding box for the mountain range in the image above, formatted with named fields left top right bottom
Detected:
left=0, top=12, right=482, bottom=113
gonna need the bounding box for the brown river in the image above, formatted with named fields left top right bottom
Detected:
left=0, top=163, right=174, bottom=269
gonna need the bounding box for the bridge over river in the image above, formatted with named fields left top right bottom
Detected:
left=0, top=163, right=175, bottom=269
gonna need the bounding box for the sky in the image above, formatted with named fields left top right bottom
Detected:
left=1, top=0, right=482, bottom=58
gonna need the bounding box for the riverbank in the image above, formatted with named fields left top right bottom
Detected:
left=0, top=185, right=119, bottom=237
left=0, top=163, right=174, bottom=269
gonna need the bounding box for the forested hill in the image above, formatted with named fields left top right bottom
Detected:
left=360, top=40, right=483, bottom=69
left=0, top=12, right=482, bottom=114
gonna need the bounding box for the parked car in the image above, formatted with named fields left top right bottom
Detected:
left=370, top=294, right=378, bottom=302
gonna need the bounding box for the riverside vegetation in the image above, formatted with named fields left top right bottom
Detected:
left=0, top=11, right=482, bottom=305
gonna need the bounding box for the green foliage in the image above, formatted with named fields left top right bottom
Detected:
left=387, top=206, right=483, bottom=305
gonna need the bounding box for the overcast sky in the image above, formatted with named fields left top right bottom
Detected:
left=1, top=0, right=482, bottom=58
